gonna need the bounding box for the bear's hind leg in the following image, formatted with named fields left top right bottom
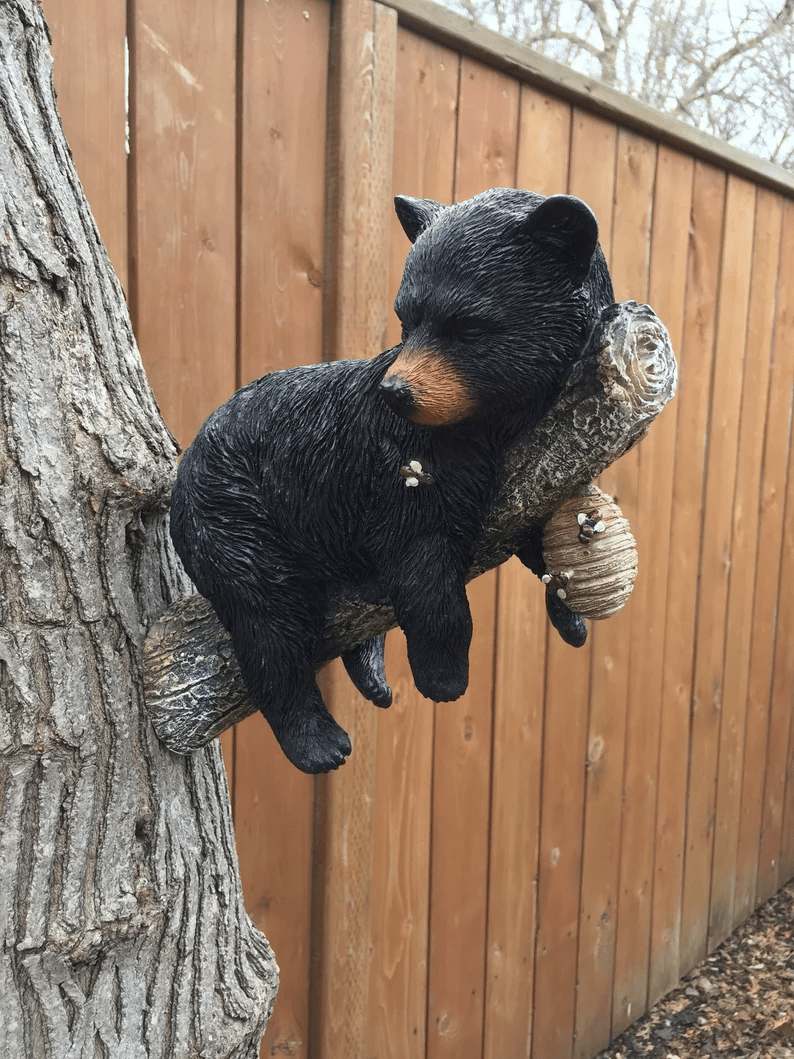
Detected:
left=391, top=572, right=472, bottom=703
left=268, top=677, right=353, bottom=773
left=224, top=605, right=352, bottom=773
left=342, top=635, right=392, bottom=707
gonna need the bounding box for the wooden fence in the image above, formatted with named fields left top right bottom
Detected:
left=44, top=0, right=794, bottom=1056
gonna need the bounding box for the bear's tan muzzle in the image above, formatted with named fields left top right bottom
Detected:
left=380, top=349, right=475, bottom=426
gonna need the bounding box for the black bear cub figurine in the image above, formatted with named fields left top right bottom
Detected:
left=170, top=188, right=615, bottom=773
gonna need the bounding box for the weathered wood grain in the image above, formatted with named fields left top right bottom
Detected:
left=365, top=28, right=458, bottom=1059
left=232, top=3, right=334, bottom=1057
left=643, top=145, right=694, bottom=1010
left=680, top=173, right=755, bottom=973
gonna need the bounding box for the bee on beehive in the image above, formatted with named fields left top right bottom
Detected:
left=541, top=486, right=638, bottom=621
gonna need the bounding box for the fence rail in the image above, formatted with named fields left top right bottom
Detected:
left=44, top=1, right=794, bottom=1057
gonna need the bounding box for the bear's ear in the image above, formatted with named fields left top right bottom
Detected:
left=524, top=194, right=599, bottom=285
left=394, top=195, right=445, bottom=243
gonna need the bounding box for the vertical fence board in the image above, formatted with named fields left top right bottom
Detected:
left=652, top=160, right=726, bottom=995
left=480, top=85, right=571, bottom=1059
left=680, top=174, right=756, bottom=972
left=530, top=108, right=615, bottom=1059
left=130, top=0, right=238, bottom=449
left=757, top=199, right=794, bottom=901
left=708, top=187, right=782, bottom=948
left=735, top=196, right=794, bottom=917
left=235, top=715, right=315, bottom=1059
left=782, top=725, right=794, bottom=886
left=426, top=572, right=497, bottom=1059
left=597, top=128, right=658, bottom=1045
left=569, top=117, right=627, bottom=1058
left=366, top=633, right=434, bottom=1059
left=775, top=206, right=794, bottom=891
left=323, top=0, right=397, bottom=362
left=426, top=56, right=519, bottom=1059
left=239, top=0, right=330, bottom=385
left=516, top=85, right=572, bottom=195
left=533, top=639, right=592, bottom=1059
left=233, top=6, right=332, bottom=1057
left=567, top=108, right=617, bottom=259
left=311, top=5, right=397, bottom=1059
left=484, top=559, right=547, bottom=1059
left=364, top=29, right=458, bottom=1059
left=45, top=0, right=129, bottom=289
left=642, top=147, right=695, bottom=1009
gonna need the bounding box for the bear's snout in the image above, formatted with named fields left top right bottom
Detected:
left=379, top=351, right=476, bottom=427
left=379, top=375, right=416, bottom=417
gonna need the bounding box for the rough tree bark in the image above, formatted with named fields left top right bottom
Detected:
left=0, top=3, right=277, bottom=1057
left=144, top=301, right=677, bottom=755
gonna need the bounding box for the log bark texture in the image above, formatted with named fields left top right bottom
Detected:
left=0, top=3, right=277, bottom=1056
left=144, top=300, right=677, bottom=753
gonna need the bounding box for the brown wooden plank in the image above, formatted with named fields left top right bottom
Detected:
left=44, top=0, right=129, bottom=289
left=567, top=108, right=618, bottom=260
left=234, top=717, right=315, bottom=1059
left=638, top=145, right=695, bottom=1009
left=239, top=0, right=330, bottom=384
left=566, top=113, right=622, bottom=1057
left=532, top=633, right=592, bottom=1059
left=756, top=199, right=794, bottom=902
left=782, top=722, right=794, bottom=885
left=386, top=28, right=459, bottom=351
left=310, top=5, right=397, bottom=1058
left=733, top=194, right=794, bottom=920
left=311, top=661, right=381, bottom=1057
left=588, top=128, right=657, bottom=1047
left=426, top=571, right=498, bottom=1059
left=483, top=558, right=547, bottom=1059
left=130, top=0, right=238, bottom=449
left=232, top=5, right=333, bottom=1056
left=366, top=633, right=434, bottom=1059
left=480, top=87, right=571, bottom=1059
left=452, top=58, right=521, bottom=200
left=516, top=85, right=572, bottom=196
left=365, top=29, right=458, bottom=1059
left=709, top=187, right=782, bottom=946
left=529, top=108, right=614, bottom=1059
left=679, top=173, right=756, bottom=973
left=324, top=0, right=397, bottom=365
left=650, top=160, right=726, bottom=1000
left=425, top=56, right=518, bottom=1059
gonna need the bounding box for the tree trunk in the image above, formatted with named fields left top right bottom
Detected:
left=0, top=3, right=277, bottom=1056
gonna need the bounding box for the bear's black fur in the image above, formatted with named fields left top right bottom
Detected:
left=169, top=188, right=615, bottom=772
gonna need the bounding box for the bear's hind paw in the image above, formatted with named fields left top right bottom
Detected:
left=342, top=635, right=392, bottom=708
left=412, top=668, right=469, bottom=703
left=273, top=706, right=353, bottom=774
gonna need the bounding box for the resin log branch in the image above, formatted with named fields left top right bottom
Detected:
left=144, top=301, right=676, bottom=753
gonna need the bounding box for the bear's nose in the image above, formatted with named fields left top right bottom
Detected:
left=378, top=376, right=416, bottom=417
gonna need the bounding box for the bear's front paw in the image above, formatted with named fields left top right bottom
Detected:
left=273, top=707, right=352, bottom=774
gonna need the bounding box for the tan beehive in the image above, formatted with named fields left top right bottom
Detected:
left=541, top=486, right=638, bottom=620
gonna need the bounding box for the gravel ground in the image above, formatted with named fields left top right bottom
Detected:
left=595, top=881, right=794, bottom=1059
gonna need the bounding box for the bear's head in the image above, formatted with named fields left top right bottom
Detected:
left=379, top=188, right=614, bottom=429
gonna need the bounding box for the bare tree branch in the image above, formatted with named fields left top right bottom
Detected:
left=441, top=0, right=794, bottom=172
